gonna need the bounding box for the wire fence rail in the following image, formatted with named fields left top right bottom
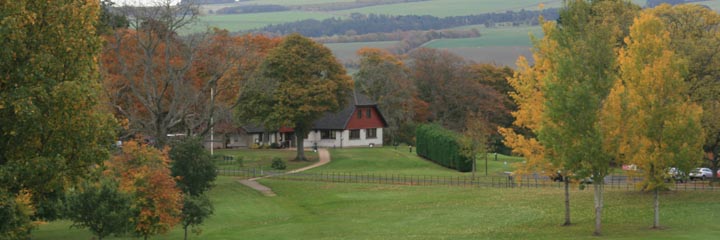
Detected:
left=217, top=167, right=720, bottom=191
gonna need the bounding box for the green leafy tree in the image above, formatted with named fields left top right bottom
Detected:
left=180, top=194, right=214, bottom=240
left=0, top=189, right=35, bottom=240
left=169, top=137, right=217, bottom=239
left=236, top=33, right=353, bottom=161
left=602, top=12, right=704, bottom=229
left=0, top=0, right=116, bottom=220
left=539, top=0, right=638, bottom=235
left=170, top=137, right=217, bottom=196
left=64, top=178, right=133, bottom=240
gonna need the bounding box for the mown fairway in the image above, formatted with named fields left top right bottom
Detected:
left=35, top=176, right=720, bottom=239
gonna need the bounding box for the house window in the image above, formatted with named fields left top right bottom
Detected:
left=349, top=129, right=360, bottom=140
left=366, top=128, right=377, bottom=139
left=321, top=130, right=336, bottom=139
left=366, top=108, right=371, bottom=118
left=357, top=109, right=362, bottom=119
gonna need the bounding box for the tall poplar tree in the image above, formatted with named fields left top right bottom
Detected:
left=0, top=0, right=116, bottom=221
left=601, top=12, right=704, bottom=229
left=538, top=0, right=638, bottom=235
left=236, top=34, right=353, bottom=161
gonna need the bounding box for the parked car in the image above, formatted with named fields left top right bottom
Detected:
left=689, top=168, right=713, bottom=181
left=666, top=167, right=686, bottom=183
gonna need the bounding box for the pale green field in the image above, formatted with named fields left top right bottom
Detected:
left=331, top=0, right=562, bottom=17
left=197, top=11, right=336, bottom=32
left=425, top=26, right=543, bottom=48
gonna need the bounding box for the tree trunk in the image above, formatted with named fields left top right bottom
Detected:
left=593, top=182, right=604, bottom=236
left=184, top=225, right=189, bottom=240
left=563, top=176, right=571, bottom=226
left=653, top=188, right=660, bottom=229
left=295, top=125, right=307, bottom=161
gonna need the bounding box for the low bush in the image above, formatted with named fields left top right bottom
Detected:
left=270, top=157, right=287, bottom=170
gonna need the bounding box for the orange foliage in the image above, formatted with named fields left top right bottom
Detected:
left=104, top=140, right=183, bottom=237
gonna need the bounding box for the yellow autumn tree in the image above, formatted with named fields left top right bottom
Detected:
left=601, top=12, right=705, bottom=229
left=499, top=17, right=568, bottom=224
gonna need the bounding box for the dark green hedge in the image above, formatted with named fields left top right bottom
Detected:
left=415, top=124, right=472, bottom=172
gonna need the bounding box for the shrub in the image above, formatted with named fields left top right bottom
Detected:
left=270, top=157, right=287, bottom=170
left=270, top=142, right=280, bottom=149
left=236, top=156, right=244, bottom=167
left=250, top=143, right=261, bottom=149
left=415, top=124, right=472, bottom=172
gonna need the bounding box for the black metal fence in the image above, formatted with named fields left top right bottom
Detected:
left=217, top=167, right=720, bottom=191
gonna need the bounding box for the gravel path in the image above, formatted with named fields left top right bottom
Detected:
left=238, top=148, right=331, bottom=196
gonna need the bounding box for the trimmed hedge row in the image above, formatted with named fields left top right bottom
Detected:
left=415, top=124, right=472, bottom=172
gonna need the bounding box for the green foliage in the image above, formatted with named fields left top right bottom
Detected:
left=0, top=0, right=117, bottom=220
left=170, top=137, right=218, bottom=196
left=416, top=124, right=472, bottom=172
left=271, top=157, right=287, bottom=170
left=0, top=189, right=36, bottom=240
left=64, top=178, right=133, bottom=240
left=236, top=33, right=353, bottom=161
left=181, top=194, right=214, bottom=240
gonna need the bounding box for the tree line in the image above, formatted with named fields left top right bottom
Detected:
left=253, top=9, right=559, bottom=37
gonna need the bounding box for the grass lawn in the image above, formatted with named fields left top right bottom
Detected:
left=306, top=146, right=524, bottom=177
left=34, top=176, right=720, bottom=239
left=213, top=148, right=319, bottom=171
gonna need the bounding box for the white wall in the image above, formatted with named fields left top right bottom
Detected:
left=303, top=129, right=383, bottom=148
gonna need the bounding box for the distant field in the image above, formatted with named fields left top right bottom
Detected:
left=425, top=26, right=543, bottom=48
left=331, top=0, right=562, bottom=17
left=324, top=41, right=400, bottom=64
left=443, top=46, right=532, bottom=67
left=197, top=11, right=336, bottom=32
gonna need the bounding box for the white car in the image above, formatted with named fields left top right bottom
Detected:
left=689, top=168, right=713, bottom=181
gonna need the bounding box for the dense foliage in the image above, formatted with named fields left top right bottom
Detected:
left=64, top=179, right=133, bottom=240
left=169, top=137, right=217, bottom=196
left=236, top=34, right=353, bottom=161
left=416, top=124, right=472, bottom=172
left=255, top=9, right=559, bottom=37
left=0, top=0, right=116, bottom=221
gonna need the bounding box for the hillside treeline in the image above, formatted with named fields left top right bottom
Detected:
left=254, top=9, right=559, bottom=37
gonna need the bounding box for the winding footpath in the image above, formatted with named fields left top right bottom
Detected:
left=238, top=148, right=331, bottom=197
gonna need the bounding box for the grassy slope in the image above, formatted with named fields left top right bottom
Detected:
left=213, top=148, right=319, bottom=170
left=35, top=176, right=720, bottom=240
left=308, top=147, right=524, bottom=177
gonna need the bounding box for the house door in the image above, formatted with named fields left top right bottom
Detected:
left=283, top=132, right=295, bottom=148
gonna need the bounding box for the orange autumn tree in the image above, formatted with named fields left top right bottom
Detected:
left=189, top=29, right=280, bottom=136
left=498, top=17, right=562, bottom=223
left=102, top=18, right=279, bottom=145
left=104, top=140, right=182, bottom=239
